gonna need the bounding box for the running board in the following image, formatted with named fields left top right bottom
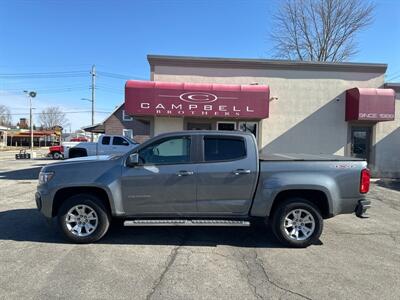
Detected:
left=123, top=219, right=250, bottom=227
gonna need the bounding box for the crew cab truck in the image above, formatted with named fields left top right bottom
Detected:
left=56, top=135, right=138, bottom=159
left=36, top=131, right=371, bottom=247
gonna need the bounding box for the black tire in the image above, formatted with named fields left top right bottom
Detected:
left=271, top=197, right=323, bottom=248
left=69, top=148, right=87, bottom=158
left=52, top=152, right=62, bottom=160
left=57, top=194, right=110, bottom=243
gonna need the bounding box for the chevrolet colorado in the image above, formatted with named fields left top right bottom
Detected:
left=36, top=131, right=371, bottom=247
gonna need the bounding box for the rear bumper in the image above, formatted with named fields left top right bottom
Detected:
left=355, top=199, right=371, bottom=218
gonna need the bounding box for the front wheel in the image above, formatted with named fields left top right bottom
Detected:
left=52, top=152, right=62, bottom=160
left=271, top=198, right=323, bottom=248
left=57, top=194, right=110, bottom=243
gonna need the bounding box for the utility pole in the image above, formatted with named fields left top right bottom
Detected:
left=30, top=97, right=33, bottom=152
left=91, top=64, right=96, bottom=142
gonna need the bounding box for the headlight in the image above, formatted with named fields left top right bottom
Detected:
left=39, top=171, right=54, bottom=184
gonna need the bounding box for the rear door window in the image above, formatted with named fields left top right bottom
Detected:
left=204, top=137, right=246, bottom=161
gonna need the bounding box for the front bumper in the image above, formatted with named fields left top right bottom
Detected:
left=35, top=192, right=42, bottom=210
left=355, top=199, right=371, bottom=218
left=35, top=189, right=54, bottom=220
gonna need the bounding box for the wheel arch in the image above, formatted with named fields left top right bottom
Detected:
left=52, top=186, right=112, bottom=217
left=269, top=189, right=332, bottom=219
left=69, top=147, right=88, bottom=157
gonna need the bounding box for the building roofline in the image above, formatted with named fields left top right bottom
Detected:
left=147, top=54, right=387, bottom=73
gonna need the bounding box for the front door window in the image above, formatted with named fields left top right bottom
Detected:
left=138, top=136, right=191, bottom=165
left=351, top=126, right=371, bottom=161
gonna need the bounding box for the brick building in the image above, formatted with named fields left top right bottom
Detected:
left=84, top=104, right=151, bottom=144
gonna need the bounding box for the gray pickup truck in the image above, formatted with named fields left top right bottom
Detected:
left=36, top=131, right=371, bottom=247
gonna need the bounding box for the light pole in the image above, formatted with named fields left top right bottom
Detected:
left=24, top=90, right=36, bottom=157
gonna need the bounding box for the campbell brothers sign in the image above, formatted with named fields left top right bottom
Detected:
left=125, top=80, right=270, bottom=119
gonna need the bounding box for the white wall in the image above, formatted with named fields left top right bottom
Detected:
left=373, top=91, right=400, bottom=178
left=153, top=117, right=183, bottom=136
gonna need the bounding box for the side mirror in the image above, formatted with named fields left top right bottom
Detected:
left=127, top=153, right=139, bottom=167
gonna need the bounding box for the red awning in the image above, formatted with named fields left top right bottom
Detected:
left=125, top=80, right=270, bottom=119
left=346, top=88, right=395, bottom=121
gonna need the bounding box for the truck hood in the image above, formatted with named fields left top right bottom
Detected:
left=44, top=154, right=123, bottom=170
left=65, top=155, right=119, bottom=162
left=40, top=154, right=123, bottom=187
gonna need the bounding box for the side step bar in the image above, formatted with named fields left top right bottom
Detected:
left=123, top=219, right=251, bottom=227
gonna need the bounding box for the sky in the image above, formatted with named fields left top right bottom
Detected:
left=0, top=0, right=399, bottom=131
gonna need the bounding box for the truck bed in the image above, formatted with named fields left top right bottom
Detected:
left=259, top=153, right=364, bottom=161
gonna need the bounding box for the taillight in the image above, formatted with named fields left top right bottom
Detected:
left=360, top=168, right=370, bottom=194
left=60, top=146, right=64, bottom=153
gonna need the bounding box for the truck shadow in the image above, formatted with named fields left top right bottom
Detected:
left=0, top=209, right=324, bottom=248
left=0, top=167, right=42, bottom=180
left=375, top=179, right=400, bottom=192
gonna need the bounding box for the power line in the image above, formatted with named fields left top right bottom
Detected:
left=1, top=87, right=90, bottom=95
left=8, top=110, right=111, bottom=116
left=0, top=70, right=88, bottom=79
left=386, top=69, right=400, bottom=82
left=96, top=85, right=124, bottom=94
left=1, top=85, right=89, bottom=91
left=97, top=71, right=146, bottom=80
left=0, top=68, right=146, bottom=100
left=386, top=74, right=400, bottom=82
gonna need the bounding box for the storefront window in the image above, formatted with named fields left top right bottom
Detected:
left=217, top=122, right=236, bottom=131
left=238, top=122, right=257, bottom=138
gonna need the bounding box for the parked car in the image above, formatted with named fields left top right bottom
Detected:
left=48, top=135, right=138, bottom=159
left=36, top=131, right=370, bottom=247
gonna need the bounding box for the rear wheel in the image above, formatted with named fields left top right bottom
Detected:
left=57, top=194, right=110, bottom=243
left=52, top=152, right=62, bottom=160
left=271, top=198, right=323, bottom=248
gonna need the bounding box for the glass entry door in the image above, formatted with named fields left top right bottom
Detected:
left=350, top=126, right=372, bottom=161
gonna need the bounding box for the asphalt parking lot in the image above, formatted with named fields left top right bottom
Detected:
left=0, top=153, right=399, bottom=299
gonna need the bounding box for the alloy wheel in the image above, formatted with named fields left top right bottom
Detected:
left=65, top=204, right=98, bottom=237
left=283, top=208, right=315, bottom=241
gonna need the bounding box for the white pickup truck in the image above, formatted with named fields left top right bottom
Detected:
left=63, top=135, right=139, bottom=159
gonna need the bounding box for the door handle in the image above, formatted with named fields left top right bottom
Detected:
left=177, top=170, right=194, bottom=177
left=233, top=169, right=251, bottom=175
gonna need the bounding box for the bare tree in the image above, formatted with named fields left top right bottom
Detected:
left=38, top=106, right=69, bottom=129
left=271, top=0, right=374, bottom=62
left=0, top=105, right=12, bottom=127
